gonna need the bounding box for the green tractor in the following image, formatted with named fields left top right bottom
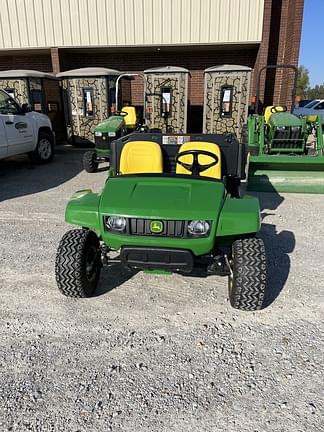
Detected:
left=247, top=65, right=324, bottom=193
left=55, top=132, right=267, bottom=311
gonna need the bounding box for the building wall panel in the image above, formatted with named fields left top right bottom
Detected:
left=0, top=0, right=265, bottom=49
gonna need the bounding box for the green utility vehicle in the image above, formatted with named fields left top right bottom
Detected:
left=247, top=64, right=324, bottom=193
left=55, top=133, right=267, bottom=311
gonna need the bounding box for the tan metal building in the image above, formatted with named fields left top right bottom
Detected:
left=0, top=0, right=304, bottom=132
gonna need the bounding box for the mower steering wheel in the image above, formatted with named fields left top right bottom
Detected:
left=271, top=105, right=287, bottom=113
left=176, top=150, right=219, bottom=176
left=115, top=111, right=128, bottom=117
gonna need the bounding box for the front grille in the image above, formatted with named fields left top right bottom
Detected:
left=95, top=134, right=116, bottom=150
left=271, top=139, right=304, bottom=150
left=129, top=218, right=186, bottom=237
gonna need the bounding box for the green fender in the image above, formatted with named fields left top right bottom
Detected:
left=65, top=190, right=101, bottom=233
left=216, top=195, right=261, bottom=237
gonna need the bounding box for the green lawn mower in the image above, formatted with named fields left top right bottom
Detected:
left=82, top=106, right=138, bottom=173
left=82, top=73, right=144, bottom=173
left=55, top=132, right=267, bottom=311
left=247, top=65, right=324, bottom=193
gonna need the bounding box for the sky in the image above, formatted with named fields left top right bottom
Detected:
left=299, top=0, right=324, bottom=86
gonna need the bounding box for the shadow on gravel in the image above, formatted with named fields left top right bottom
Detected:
left=260, top=218, right=296, bottom=309
left=250, top=189, right=285, bottom=213
left=0, top=144, right=89, bottom=202
left=250, top=190, right=296, bottom=308
left=94, top=264, right=137, bottom=297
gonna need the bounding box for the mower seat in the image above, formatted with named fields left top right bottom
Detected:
left=176, top=141, right=222, bottom=180
left=122, top=106, right=137, bottom=128
left=264, top=105, right=285, bottom=125
left=119, top=141, right=163, bottom=175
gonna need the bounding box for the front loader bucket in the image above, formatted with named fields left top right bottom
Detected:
left=247, top=155, right=324, bottom=194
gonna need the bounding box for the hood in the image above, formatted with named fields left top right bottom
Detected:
left=99, top=176, right=225, bottom=220
left=95, top=115, right=124, bottom=133
left=269, top=112, right=302, bottom=127
left=26, top=111, right=52, bottom=127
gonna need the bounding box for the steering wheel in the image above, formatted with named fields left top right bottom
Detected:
left=176, top=150, right=219, bottom=176
left=271, top=105, right=287, bottom=113
left=114, top=111, right=128, bottom=117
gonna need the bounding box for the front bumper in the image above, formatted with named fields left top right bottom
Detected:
left=120, top=246, right=194, bottom=273
left=102, top=230, right=215, bottom=257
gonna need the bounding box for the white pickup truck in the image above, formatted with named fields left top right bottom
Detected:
left=0, top=89, right=55, bottom=163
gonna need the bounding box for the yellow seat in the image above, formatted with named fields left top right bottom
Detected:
left=121, top=106, right=137, bottom=128
left=307, top=114, right=318, bottom=122
left=176, top=141, right=222, bottom=180
left=119, top=141, right=163, bottom=175
left=264, top=105, right=285, bottom=125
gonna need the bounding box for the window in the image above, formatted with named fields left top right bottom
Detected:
left=304, top=100, right=318, bottom=108
left=160, top=87, right=172, bottom=117
left=314, top=102, right=324, bottom=110
left=30, top=89, right=45, bottom=112
left=220, top=85, right=233, bottom=118
left=5, top=88, right=15, bottom=99
left=83, top=88, right=94, bottom=117
left=0, top=89, right=19, bottom=115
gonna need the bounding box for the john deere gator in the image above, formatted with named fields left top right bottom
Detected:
left=55, top=132, right=267, bottom=311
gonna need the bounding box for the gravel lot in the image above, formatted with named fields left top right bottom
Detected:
left=0, top=145, right=323, bottom=432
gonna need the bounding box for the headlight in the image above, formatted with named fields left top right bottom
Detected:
left=105, top=216, right=127, bottom=232
left=108, top=132, right=116, bottom=137
left=95, top=131, right=102, bottom=137
left=187, top=220, right=210, bottom=236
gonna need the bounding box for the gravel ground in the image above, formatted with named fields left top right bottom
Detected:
left=0, top=145, right=323, bottom=432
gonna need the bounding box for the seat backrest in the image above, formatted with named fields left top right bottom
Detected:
left=264, top=105, right=285, bottom=125
left=121, top=106, right=137, bottom=128
left=176, top=141, right=222, bottom=179
left=119, top=140, right=163, bottom=174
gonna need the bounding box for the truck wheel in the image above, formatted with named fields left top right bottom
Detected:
left=83, top=150, right=99, bottom=173
left=55, top=229, right=101, bottom=298
left=29, top=132, right=54, bottom=164
left=228, top=238, right=266, bottom=311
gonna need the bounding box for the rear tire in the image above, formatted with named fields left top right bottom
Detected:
left=228, top=238, right=266, bottom=311
left=29, top=131, right=54, bottom=164
left=83, top=150, right=99, bottom=173
left=55, top=229, right=101, bottom=298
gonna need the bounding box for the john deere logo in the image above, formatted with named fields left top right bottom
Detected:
left=150, top=220, right=163, bottom=233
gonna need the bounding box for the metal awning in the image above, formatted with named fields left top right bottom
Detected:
left=0, top=69, right=58, bottom=79
left=144, top=66, right=190, bottom=74
left=204, top=65, right=252, bottom=73
left=57, top=67, right=121, bottom=78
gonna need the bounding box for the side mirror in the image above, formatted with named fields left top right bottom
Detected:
left=21, top=103, right=32, bottom=114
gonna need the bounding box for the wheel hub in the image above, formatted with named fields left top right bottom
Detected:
left=38, top=139, right=52, bottom=159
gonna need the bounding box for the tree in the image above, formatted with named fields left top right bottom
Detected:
left=307, top=84, right=324, bottom=99
left=296, top=65, right=310, bottom=98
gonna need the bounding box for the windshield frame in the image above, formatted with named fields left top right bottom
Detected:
left=304, top=99, right=320, bottom=108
